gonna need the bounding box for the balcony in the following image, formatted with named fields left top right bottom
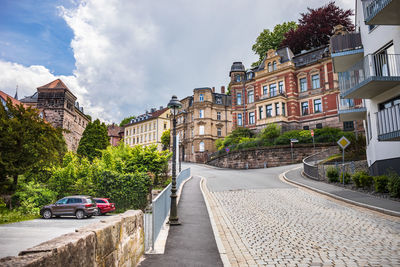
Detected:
left=377, top=104, right=400, bottom=141
left=338, top=98, right=366, bottom=122
left=363, top=0, right=400, bottom=25
left=339, top=54, right=400, bottom=99
left=259, top=92, right=286, bottom=101
left=330, top=32, right=364, bottom=72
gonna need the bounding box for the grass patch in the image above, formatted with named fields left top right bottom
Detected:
left=0, top=209, right=39, bottom=225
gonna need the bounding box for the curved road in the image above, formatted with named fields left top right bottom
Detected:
left=185, top=163, right=400, bottom=267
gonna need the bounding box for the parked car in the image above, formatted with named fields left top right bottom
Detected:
left=40, top=195, right=97, bottom=219
left=93, top=198, right=116, bottom=215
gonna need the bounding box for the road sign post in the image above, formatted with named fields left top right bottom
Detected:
left=311, top=130, right=315, bottom=149
left=337, top=136, right=350, bottom=185
left=290, top=139, right=299, bottom=163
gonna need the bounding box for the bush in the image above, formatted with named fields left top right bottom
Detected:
left=12, top=181, right=57, bottom=215
left=259, top=123, right=280, bottom=140
left=373, top=175, right=389, bottom=193
left=352, top=171, right=373, bottom=188
left=339, top=172, right=351, bottom=184
left=326, top=166, right=339, bottom=183
left=387, top=171, right=400, bottom=198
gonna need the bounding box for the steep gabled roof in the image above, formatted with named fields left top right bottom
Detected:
left=37, top=79, right=69, bottom=90
left=0, top=90, right=27, bottom=107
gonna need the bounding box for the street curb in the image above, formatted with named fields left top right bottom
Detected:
left=199, top=177, right=231, bottom=267
left=280, top=167, right=400, bottom=218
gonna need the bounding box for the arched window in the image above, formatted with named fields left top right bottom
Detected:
left=268, top=62, right=272, bottom=72
left=199, top=141, right=205, bottom=152
left=272, top=61, right=277, bottom=70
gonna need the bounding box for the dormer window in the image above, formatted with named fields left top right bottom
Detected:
left=216, top=96, right=222, bottom=104
left=235, top=74, right=241, bottom=82
left=268, top=62, right=272, bottom=72
left=199, top=94, right=204, bottom=102
left=272, top=61, right=277, bottom=71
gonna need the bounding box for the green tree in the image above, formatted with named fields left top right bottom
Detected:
left=161, top=129, right=170, bottom=150
left=77, top=119, right=109, bottom=161
left=0, top=99, right=67, bottom=187
left=252, top=21, right=297, bottom=66
left=119, top=115, right=136, bottom=127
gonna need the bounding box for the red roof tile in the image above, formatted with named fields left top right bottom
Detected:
left=0, top=90, right=27, bottom=107
left=37, top=79, right=69, bottom=90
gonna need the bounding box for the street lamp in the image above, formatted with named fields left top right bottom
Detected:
left=168, top=95, right=182, bottom=225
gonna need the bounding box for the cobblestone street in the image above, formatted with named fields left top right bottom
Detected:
left=209, top=187, right=400, bottom=266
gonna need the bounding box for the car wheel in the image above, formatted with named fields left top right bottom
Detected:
left=42, top=209, right=52, bottom=219
left=94, top=208, right=101, bottom=216
left=87, top=215, right=92, bottom=218
left=75, top=210, right=85, bottom=219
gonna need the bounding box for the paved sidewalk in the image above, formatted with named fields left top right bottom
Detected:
left=284, top=167, right=400, bottom=216
left=139, top=176, right=223, bottom=267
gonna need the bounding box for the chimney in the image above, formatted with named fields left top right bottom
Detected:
left=159, top=106, right=163, bottom=110
left=212, top=87, right=215, bottom=93
left=221, top=86, right=225, bottom=94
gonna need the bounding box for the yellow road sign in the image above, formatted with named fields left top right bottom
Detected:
left=337, top=136, right=350, bottom=149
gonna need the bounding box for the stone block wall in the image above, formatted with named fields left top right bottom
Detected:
left=0, top=210, right=144, bottom=267
left=207, top=144, right=336, bottom=169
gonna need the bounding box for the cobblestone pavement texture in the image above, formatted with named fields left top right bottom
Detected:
left=187, top=163, right=400, bottom=267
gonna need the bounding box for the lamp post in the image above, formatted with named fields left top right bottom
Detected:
left=168, top=95, right=182, bottom=225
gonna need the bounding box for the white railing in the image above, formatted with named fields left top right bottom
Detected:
left=377, top=104, right=400, bottom=140
left=362, top=0, right=391, bottom=22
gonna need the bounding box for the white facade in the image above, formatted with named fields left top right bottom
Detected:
left=355, top=0, right=400, bottom=174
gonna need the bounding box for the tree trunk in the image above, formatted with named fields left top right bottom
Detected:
left=13, top=174, right=18, bottom=188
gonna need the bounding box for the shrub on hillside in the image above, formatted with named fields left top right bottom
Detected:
left=339, top=172, right=351, bottom=184
left=259, top=123, right=281, bottom=141
left=352, top=171, right=373, bottom=188
left=387, top=171, right=400, bottom=198
left=326, top=166, right=339, bottom=183
left=373, top=175, right=389, bottom=193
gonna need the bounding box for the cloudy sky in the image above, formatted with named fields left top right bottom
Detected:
left=0, top=0, right=354, bottom=123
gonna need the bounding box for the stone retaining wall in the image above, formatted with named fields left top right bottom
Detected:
left=0, top=210, right=144, bottom=267
left=207, top=144, right=336, bottom=169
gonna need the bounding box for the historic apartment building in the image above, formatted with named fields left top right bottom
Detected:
left=123, top=107, right=170, bottom=151
left=330, top=0, right=400, bottom=175
left=230, top=46, right=343, bottom=133
left=20, top=79, right=90, bottom=151
left=107, top=123, right=124, bottom=146
left=175, top=87, right=232, bottom=163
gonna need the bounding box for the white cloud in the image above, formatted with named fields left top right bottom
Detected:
left=0, top=0, right=354, bottom=123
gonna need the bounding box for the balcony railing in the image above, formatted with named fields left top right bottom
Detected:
left=362, top=0, right=400, bottom=25
left=377, top=104, right=400, bottom=141
left=259, top=92, right=286, bottom=100
left=338, top=53, right=400, bottom=99
left=330, top=32, right=363, bottom=54
left=338, top=98, right=366, bottom=121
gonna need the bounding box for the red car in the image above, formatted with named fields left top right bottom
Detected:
left=93, top=198, right=116, bottom=215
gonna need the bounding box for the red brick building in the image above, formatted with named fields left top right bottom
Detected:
left=230, top=46, right=344, bottom=132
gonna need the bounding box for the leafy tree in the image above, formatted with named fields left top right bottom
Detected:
left=252, top=22, right=297, bottom=66
left=258, top=123, right=281, bottom=140
left=77, top=119, right=109, bottom=161
left=119, top=115, right=136, bottom=127
left=281, top=2, right=354, bottom=54
left=161, top=129, right=170, bottom=150
left=0, top=99, right=66, bottom=187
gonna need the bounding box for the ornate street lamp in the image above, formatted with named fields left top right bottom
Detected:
left=168, top=95, right=182, bottom=225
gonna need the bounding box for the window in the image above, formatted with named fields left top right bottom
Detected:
left=272, top=61, right=277, bottom=70
left=154, top=122, right=156, bottom=130
left=141, top=125, right=143, bottom=133
left=199, top=109, right=204, bottom=118
left=235, top=74, right=241, bottom=82
left=301, top=102, right=309, bottom=115
left=249, top=112, right=255, bottom=124
left=248, top=90, right=254, bottom=103
left=56, top=198, right=68, bottom=204
left=217, top=128, right=222, bottom=137
left=164, top=123, right=167, bottom=130
left=300, top=78, right=307, bottom=92
left=268, top=62, right=272, bottom=72
left=278, top=81, right=284, bottom=94
left=367, top=113, right=372, bottom=140
left=191, top=129, right=194, bottom=137
left=137, top=137, right=139, bottom=143
left=303, top=126, right=310, bottom=130
left=199, top=125, right=204, bottom=135
left=199, top=94, right=204, bottom=102
left=312, top=74, right=320, bottom=89
left=237, top=113, right=243, bottom=126
left=343, top=121, right=354, bottom=131
left=217, top=112, right=221, bottom=120
left=316, top=123, right=323, bottom=129
left=282, top=103, right=286, bottom=116
left=314, top=99, right=322, bottom=113
left=259, top=106, right=263, bottom=119
left=199, top=141, right=205, bottom=152
left=275, top=103, right=279, bottom=116
left=192, top=145, right=194, bottom=154
left=266, top=105, right=272, bottom=117
left=269, top=84, right=277, bottom=97
left=216, top=96, right=222, bottom=104
left=133, top=128, right=136, bottom=134
left=237, top=93, right=242, bottom=105
left=145, top=125, right=147, bottom=132
left=263, top=85, right=268, bottom=95
left=379, top=95, right=400, bottom=111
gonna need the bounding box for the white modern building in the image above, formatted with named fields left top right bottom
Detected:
left=330, top=0, right=400, bottom=175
